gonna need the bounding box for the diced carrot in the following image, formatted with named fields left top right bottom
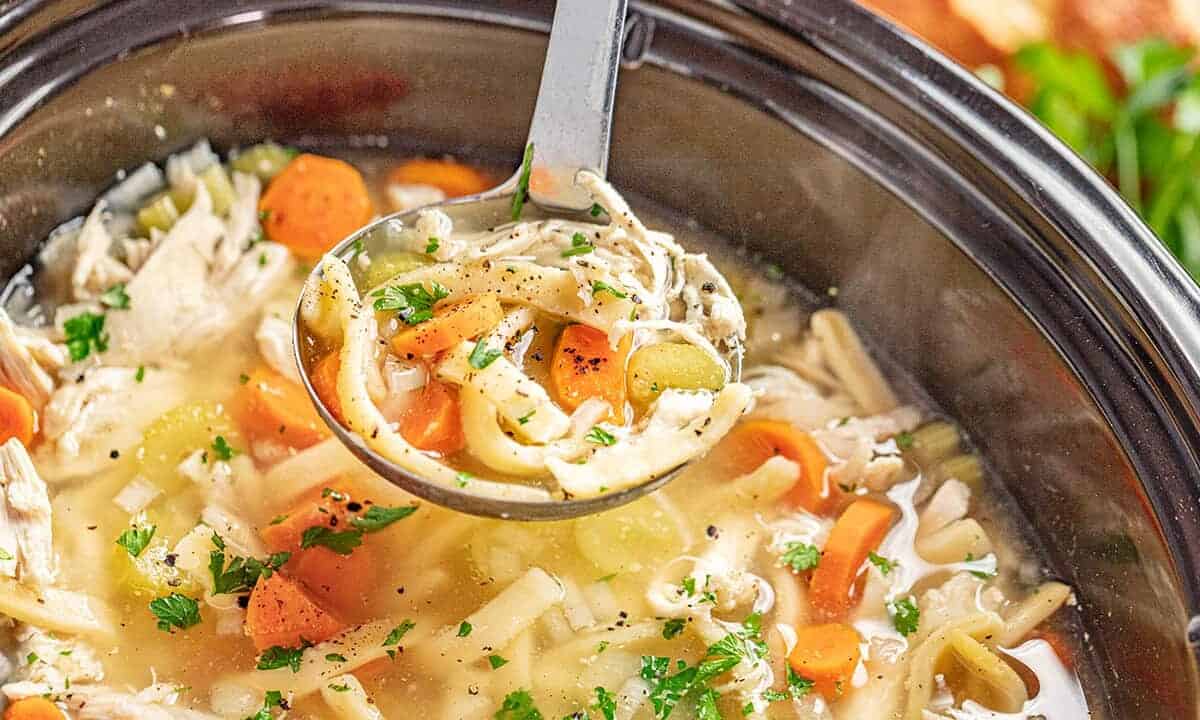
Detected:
left=388, top=158, right=492, bottom=198
left=235, top=367, right=329, bottom=450
left=787, top=623, right=862, bottom=698
left=809, top=499, right=896, bottom=619
left=550, top=324, right=631, bottom=423
left=259, top=153, right=373, bottom=260
left=398, top=380, right=464, bottom=456
left=3, top=697, right=64, bottom=720
left=246, top=572, right=346, bottom=651
left=292, top=543, right=376, bottom=616
left=0, top=386, right=34, bottom=447
left=260, top=479, right=368, bottom=553
left=389, top=294, right=504, bottom=359
left=309, top=351, right=344, bottom=424
left=709, top=420, right=834, bottom=513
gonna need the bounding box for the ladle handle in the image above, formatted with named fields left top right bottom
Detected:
left=524, top=0, right=628, bottom=211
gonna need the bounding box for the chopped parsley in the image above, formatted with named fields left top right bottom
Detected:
left=596, top=640, right=610, bottom=654
left=371, top=281, right=450, bottom=325
left=965, top=552, right=998, bottom=580
left=208, top=533, right=289, bottom=595
left=662, top=618, right=686, bottom=639
left=425, top=237, right=440, bottom=254
left=257, top=644, right=306, bottom=672
left=895, top=431, right=915, bottom=450
left=269, top=514, right=288, bottom=525
left=640, top=614, right=764, bottom=719
left=349, top=504, right=418, bottom=532
left=149, top=593, right=201, bottom=632
left=517, top=409, right=535, bottom=425
left=327, top=682, right=351, bottom=692
left=25, top=652, right=38, bottom=665
left=457, top=621, right=473, bottom=637
left=300, top=526, right=363, bottom=555
left=116, top=524, right=156, bottom=558
left=889, top=597, right=920, bottom=637
left=510, top=143, right=535, bottom=221
left=324, top=653, right=347, bottom=663
left=562, top=232, right=595, bottom=258
left=494, top=688, right=542, bottom=720
left=591, top=281, right=627, bottom=299
left=593, top=686, right=617, bottom=720
left=468, top=339, right=503, bottom=369
left=867, top=551, right=896, bottom=576
left=246, top=689, right=285, bottom=720
left=787, top=665, right=814, bottom=698
left=63, top=311, right=108, bottom=361
left=239, top=373, right=251, bottom=385
left=681, top=577, right=696, bottom=596
left=135, top=365, right=145, bottom=383
left=99, top=282, right=130, bottom=310
left=487, top=654, right=508, bottom=669
left=585, top=426, right=616, bottom=446
left=780, top=541, right=821, bottom=572
left=383, top=619, right=415, bottom=646
left=455, top=471, right=472, bottom=488
left=589, top=203, right=604, bottom=217
left=211, top=435, right=236, bottom=461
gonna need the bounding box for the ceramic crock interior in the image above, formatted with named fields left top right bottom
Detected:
left=0, top=1, right=1196, bottom=716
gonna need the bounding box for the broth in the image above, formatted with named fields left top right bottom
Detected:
left=0, top=142, right=1089, bottom=720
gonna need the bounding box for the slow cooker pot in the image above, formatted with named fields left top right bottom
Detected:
left=1, top=0, right=1198, bottom=716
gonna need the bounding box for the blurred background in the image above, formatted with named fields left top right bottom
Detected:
left=855, top=0, right=1200, bottom=278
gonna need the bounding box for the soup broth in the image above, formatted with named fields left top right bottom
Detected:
left=0, top=143, right=1089, bottom=720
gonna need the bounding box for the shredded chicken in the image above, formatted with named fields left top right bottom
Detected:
left=0, top=309, right=64, bottom=411
left=4, top=681, right=221, bottom=719
left=4, top=624, right=105, bottom=693
left=254, top=309, right=300, bottom=384
left=70, top=202, right=133, bottom=301
left=0, top=439, right=56, bottom=587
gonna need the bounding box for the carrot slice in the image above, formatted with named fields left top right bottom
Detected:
left=0, top=386, right=35, bottom=447
left=388, top=158, right=492, bottom=198
left=235, top=367, right=329, bottom=450
left=259, top=153, right=373, bottom=260
left=550, top=324, right=631, bottom=423
left=809, top=499, right=896, bottom=619
left=309, top=352, right=344, bottom=424
left=246, top=572, right=346, bottom=651
left=389, top=293, right=504, bottom=359
left=292, top=543, right=376, bottom=615
left=3, top=697, right=64, bottom=720
left=398, top=380, right=465, bottom=456
left=260, top=479, right=368, bottom=553
left=787, top=623, right=862, bottom=698
left=709, top=420, right=833, bottom=513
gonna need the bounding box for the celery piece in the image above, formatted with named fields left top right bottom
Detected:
left=230, top=142, right=298, bottom=181
left=136, top=193, right=180, bottom=235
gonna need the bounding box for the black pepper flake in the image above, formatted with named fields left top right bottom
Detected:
left=706, top=525, right=719, bottom=539
left=346, top=502, right=363, bottom=512
left=701, top=282, right=716, bottom=293
left=164, top=553, right=177, bottom=567
left=109, top=449, right=120, bottom=459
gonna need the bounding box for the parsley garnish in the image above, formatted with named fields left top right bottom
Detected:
left=585, top=426, right=616, bottom=446
left=208, top=533, right=289, bottom=595
left=425, top=237, right=440, bottom=254
left=889, top=597, right=920, bottom=636
left=593, top=687, right=616, bottom=720
left=495, top=688, right=542, bottom=720
left=662, top=618, right=686, bottom=639
left=517, top=409, right=535, bottom=425
left=895, top=431, right=914, bottom=450
left=99, top=282, right=130, bottom=310
left=488, top=654, right=508, bottom=669
left=867, top=551, right=896, bottom=576
left=787, top=665, right=814, bottom=698
left=328, top=682, right=351, bottom=692
left=780, top=541, right=820, bottom=572
left=257, top=644, right=306, bottom=672
left=591, top=281, right=627, bottom=299
left=589, top=203, right=604, bottom=217
left=455, top=471, right=471, bottom=488
left=116, top=524, right=156, bottom=558
left=300, top=526, right=363, bottom=555
left=349, top=505, right=418, bottom=532
left=211, top=435, right=236, bottom=461
left=681, top=577, right=696, bottom=596
left=325, top=653, right=347, bottom=663
left=135, top=365, right=145, bottom=383
left=457, top=621, right=473, bottom=637
left=510, top=143, right=535, bottom=221
left=383, top=619, right=415, bottom=646
left=63, top=311, right=108, bottom=361
left=149, top=593, right=201, bottom=632
left=562, top=232, right=595, bottom=258
left=246, top=690, right=285, bottom=720
left=468, top=339, right=502, bottom=369
left=965, top=552, right=998, bottom=580
left=596, top=640, right=610, bottom=654
left=371, top=281, right=450, bottom=325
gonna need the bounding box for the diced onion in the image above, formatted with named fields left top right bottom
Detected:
left=112, top=476, right=162, bottom=514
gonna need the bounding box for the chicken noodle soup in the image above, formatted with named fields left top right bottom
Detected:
left=0, top=141, right=1089, bottom=720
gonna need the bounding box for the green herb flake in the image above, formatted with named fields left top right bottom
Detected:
left=787, top=665, right=814, bottom=698
left=25, top=652, right=39, bottom=665
left=589, top=203, right=604, bottom=217
left=494, top=688, right=542, bottom=720
left=593, top=686, right=617, bottom=720
left=889, top=597, right=920, bottom=637
left=64, top=311, right=109, bottom=362
left=349, top=505, right=418, bottom=532
left=116, top=524, right=156, bottom=558
left=211, top=435, right=236, bottom=461
left=324, top=653, right=347, bottom=663
left=895, top=431, right=914, bottom=450
left=487, top=654, right=508, bottom=669
left=562, top=232, right=595, bottom=258
left=510, top=143, right=536, bottom=221
left=99, top=282, right=131, bottom=310
left=781, top=541, right=821, bottom=572
left=425, top=237, right=440, bottom=254
left=455, top=471, right=472, bottom=488
left=149, top=593, right=201, bottom=632
left=457, top=621, right=473, bottom=637
left=327, top=682, right=351, bottom=692
left=585, top=426, right=617, bottom=446
left=300, top=526, right=363, bottom=555
left=257, top=644, right=306, bottom=672
left=371, top=281, right=450, bottom=325
left=596, top=640, right=610, bottom=654
left=591, top=281, right=627, bottom=299
left=468, top=339, right=503, bottom=369
left=135, top=365, right=145, bottom=383
left=662, top=618, right=686, bottom=639
left=868, top=551, right=896, bottom=576
left=239, top=373, right=250, bottom=385
left=517, top=409, right=536, bottom=425
left=383, top=619, right=416, bottom=646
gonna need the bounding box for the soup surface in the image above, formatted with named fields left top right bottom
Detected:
left=0, top=142, right=1089, bottom=720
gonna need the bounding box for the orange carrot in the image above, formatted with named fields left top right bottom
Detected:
left=709, top=420, right=833, bottom=513
left=809, top=499, right=896, bottom=619
left=309, top=351, right=344, bottom=424
left=787, top=623, right=862, bottom=698
left=292, top=543, right=376, bottom=615
left=260, top=479, right=367, bottom=553
left=550, top=324, right=630, bottom=423
left=398, top=380, right=465, bottom=456
left=235, top=367, right=329, bottom=450
left=388, top=158, right=492, bottom=198
left=259, top=153, right=373, bottom=260
left=389, top=294, right=503, bottom=359
left=3, top=697, right=64, bottom=720
left=0, top=386, right=34, bottom=447
left=246, top=571, right=346, bottom=651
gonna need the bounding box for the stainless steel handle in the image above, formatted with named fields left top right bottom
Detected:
left=524, top=0, right=628, bottom=212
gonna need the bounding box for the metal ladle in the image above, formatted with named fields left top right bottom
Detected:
left=295, top=0, right=738, bottom=520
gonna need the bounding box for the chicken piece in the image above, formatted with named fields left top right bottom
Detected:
left=70, top=201, right=134, bottom=301
left=0, top=309, right=65, bottom=411
left=0, top=438, right=56, bottom=587
left=213, top=171, right=262, bottom=277
left=4, top=681, right=221, bottom=720
left=7, top=624, right=105, bottom=692
left=254, top=309, right=301, bottom=385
